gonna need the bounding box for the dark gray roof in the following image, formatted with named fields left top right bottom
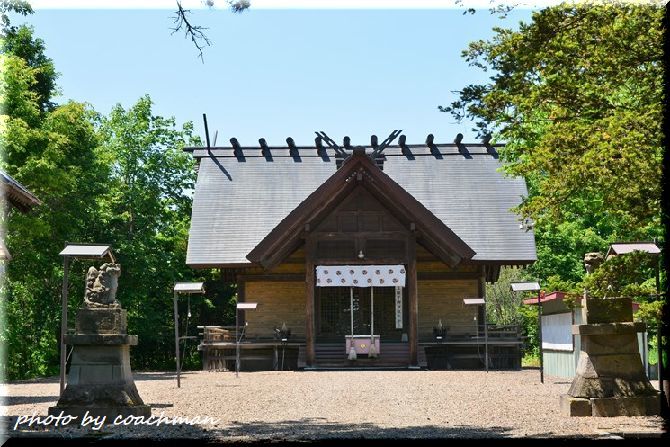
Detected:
left=186, top=144, right=537, bottom=267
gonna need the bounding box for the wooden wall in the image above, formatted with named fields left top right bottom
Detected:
left=237, top=245, right=484, bottom=340
left=241, top=278, right=480, bottom=341
left=243, top=281, right=306, bottom=339
left=417, top=280, right=479, bottom=339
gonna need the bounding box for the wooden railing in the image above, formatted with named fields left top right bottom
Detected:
left=196, top=326, right=305, bottom=371
left=197, top=325, right=240, bottom=343
left=422, top=324, right=523, bottom=343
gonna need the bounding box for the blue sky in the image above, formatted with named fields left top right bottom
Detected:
left=18, top=6, right=534, bottom=146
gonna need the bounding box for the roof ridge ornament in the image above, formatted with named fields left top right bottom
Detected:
left=370, top=129, right=402, bottom=158
left=314, top=131, right=346, bottom=157
left=315, top=130, right=403, bottom=162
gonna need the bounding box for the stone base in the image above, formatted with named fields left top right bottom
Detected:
left=48, top=405, right=151, bottom=422
left=57, top=382, right=146, bottom=408
left=76, top=307, right=127, bottom=334
left=55, top=306, right=150, bottom=423
left=591, top=395, right=660, bottom=417
left=568, top=374, right=658, bottom=399
left=560, top=394, right=660, bottom=417
left=567, top=320, right=657, bottom=406
left=64, top=345, right=139, bottom=387
left=560, top=395, right=592, bottom=417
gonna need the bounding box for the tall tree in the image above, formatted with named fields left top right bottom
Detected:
left=441, top=3, right=665, bottom=289
left=97, top=96, right=201, bottom=369
left=1, top=23, right=111, bottom=378
left=1, top=10, right=228, bottom=379
left=2, top=24, right=57, bottom=113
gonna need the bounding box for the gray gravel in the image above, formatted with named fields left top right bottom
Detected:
left=1, top=370, right=665, bottom=440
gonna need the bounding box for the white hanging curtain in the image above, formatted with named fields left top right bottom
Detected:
left=316, top=265, right=406, bottom=287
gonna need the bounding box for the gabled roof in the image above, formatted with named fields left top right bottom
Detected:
left=1, top=170, right=42, bottom=213
left=186, top=143, right=537, bottom=268
left=247, top=150, right=475, bottom=269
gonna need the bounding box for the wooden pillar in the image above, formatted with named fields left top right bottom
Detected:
left=408, top=236, right=418, bottom=366
left=477, top=268, right=486, bottom=334
left=480, top=267, right=489, bottom=372
left=305, top=239, right=316, bottom=367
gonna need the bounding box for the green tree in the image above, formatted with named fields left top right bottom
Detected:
left=441, top=3, right=665, bottom=289
left=2, top=24, right=57, bottom=113
left=1, top=24, right=111, bottom=378
left=1, top=10, right=234, bottom=378
left=582, top=251, right=657, bottom=300
left=486, top=267, right=531, bottom=326
left=1, top=0, right=32, bottom=33
left=97, top=96, right=202, bottom=369
left=485, top=267, right=542, bottom=358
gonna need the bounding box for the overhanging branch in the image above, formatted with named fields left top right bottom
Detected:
left=172, top=1, right=250, bottom=63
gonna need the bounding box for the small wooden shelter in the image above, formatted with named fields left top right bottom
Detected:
left=185, top=135, right=537, bottom=370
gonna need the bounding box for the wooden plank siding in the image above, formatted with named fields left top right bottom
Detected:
left=243, top=281, right=307, bottom=339
left=417, top=280, right=479, bottom=339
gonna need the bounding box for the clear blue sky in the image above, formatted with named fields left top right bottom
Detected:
left=19, top=7, right=534, bottom=146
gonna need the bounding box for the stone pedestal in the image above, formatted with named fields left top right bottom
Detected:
left=49, top=308, right=150, bottom=420
left=561, top=297, right=659, bottom=417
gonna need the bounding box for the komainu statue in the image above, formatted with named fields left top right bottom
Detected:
left=583, top=252, right=604, bottom=275
left=84, top=263, right=121, bottom=307
left=50, top=260, right=150, bottom=419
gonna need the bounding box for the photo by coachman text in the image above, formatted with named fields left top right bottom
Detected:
left=13, top=411, right=221, bottom=431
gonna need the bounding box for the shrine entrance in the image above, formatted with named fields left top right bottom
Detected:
left=314, top=264, right=408, bottom=361
left=317, top=286, right=408, bottom=343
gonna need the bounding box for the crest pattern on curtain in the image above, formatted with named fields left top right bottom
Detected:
left=316, top=265, right=406, bottom=287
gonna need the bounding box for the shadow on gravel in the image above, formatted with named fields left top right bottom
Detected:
left=134, top=371, right=201, bottom=381
left=2, top=415, right=516, bottom=441
left=7, top=416, right=662, bottom=442
left=214, top=418, right=515, bottom=439
left=2, top=371, right=198, bottom=386
left=4, top=396, right=59, bottom=406
left=133, top=372, right=177, bottom=381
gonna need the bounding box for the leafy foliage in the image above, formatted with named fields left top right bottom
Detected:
left=441, top=3, right=665, bottom=292
left=2, top=25, right=57, bottom=113
left=581, top=251, right=656, bottom=299
left=485, top=267, right=540, bottom=356
left=486, top=267, right=530, bottom=325
left=0, top=0, right=32, bottom=34
left=1, top=22, right=236, bottom=379
left=96, top=96, right=203, bottom=369
left=1, top=20, right=113, bottom=378
left=518, top=304, right=540, bottom=358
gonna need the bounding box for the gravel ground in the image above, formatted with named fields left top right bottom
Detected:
left=1, top=370, right=666, bottom=441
